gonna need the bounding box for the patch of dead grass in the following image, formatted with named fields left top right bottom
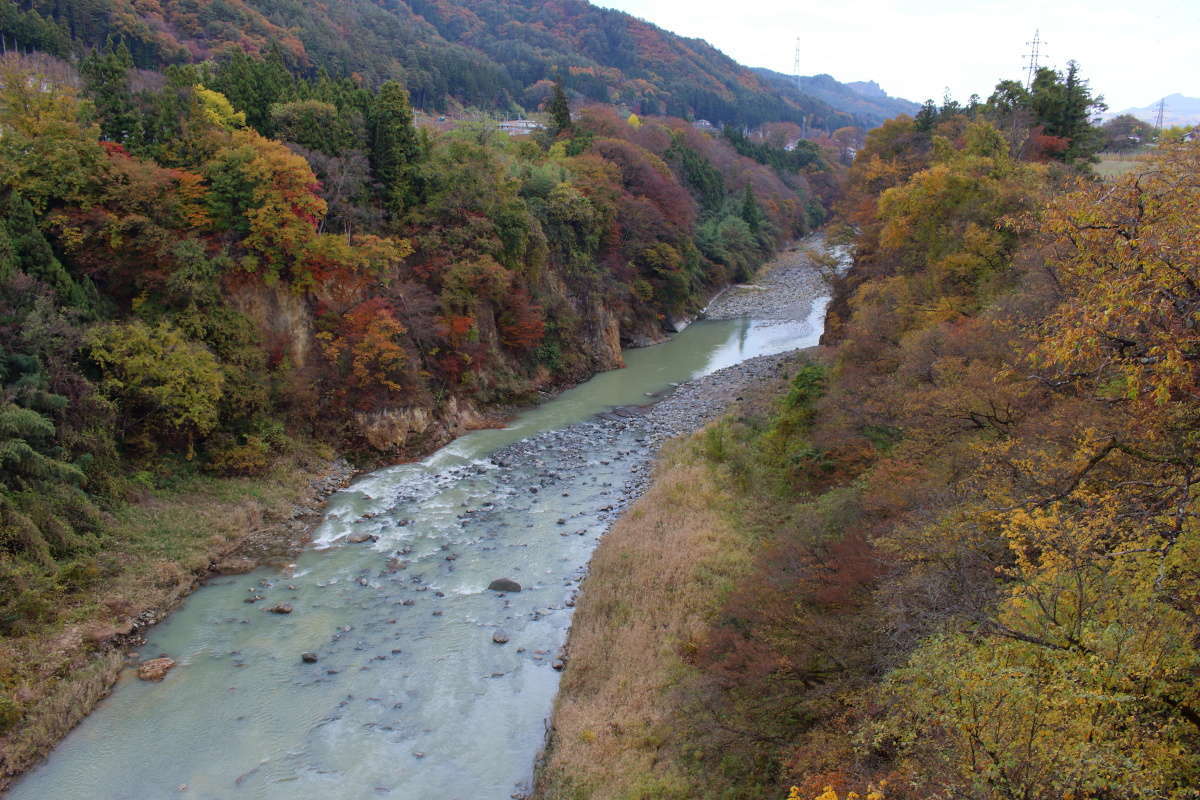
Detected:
left=536, top=436, right=756, bottom=799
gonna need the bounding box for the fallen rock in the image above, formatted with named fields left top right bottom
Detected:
left=301, top=652, right=319, bottom=663
left=487, top=578, right=522, bottom=593
left=267, top=603, right=293, bottom=614
left=137, top=657, right=176, bottom=681
left=492, top=630, right=510, bottom=644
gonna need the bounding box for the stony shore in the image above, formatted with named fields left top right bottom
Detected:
left=702, top=235, right=829, bottom=321
left=526, top=236, right=830, bottom=798
left=1, top=237, right=826, bottom=795
left=492, top=237, right=829, bottom=542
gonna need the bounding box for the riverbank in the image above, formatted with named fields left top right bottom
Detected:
left=532, top=368, right=804, bottom=799
left=703, top=237, right=829, bottom=321
left=0, top=451, right=354, bottom=792
left=2, top=239, right=830, bottom=797
left=533, top=243, right=833, bottom=798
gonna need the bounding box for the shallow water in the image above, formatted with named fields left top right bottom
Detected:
left=9, top=311, right=825, bottom=800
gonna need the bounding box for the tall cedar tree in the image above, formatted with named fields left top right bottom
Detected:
left=369, top=81, right=421, bottom=216
left=549, top=82, right=571, bottom=135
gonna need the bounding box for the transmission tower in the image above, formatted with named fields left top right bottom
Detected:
left=1155, top=98, right=1166, bottom=130
left=1024, top=30, right=1045, bottom=88
left=793, top=37, right=802, bottom=89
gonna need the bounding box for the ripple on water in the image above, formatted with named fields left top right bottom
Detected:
left=9, top=310, right=830, bottom=800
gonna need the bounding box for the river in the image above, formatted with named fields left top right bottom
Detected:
left=8, top=307, right=826, bottom=800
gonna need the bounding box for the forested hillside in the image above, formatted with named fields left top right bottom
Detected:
left=0, top=26, right=835, bottom=776
left=754, top=70, right=920, bottom=128
left=538, top=64, right=1200, bottom=800
left=2, top=0, right=876, bottom=129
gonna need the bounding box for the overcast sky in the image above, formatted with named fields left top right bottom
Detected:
left=596, top=0, right=1197, bottom=112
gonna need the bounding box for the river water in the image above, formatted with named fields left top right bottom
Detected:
left=9, top=311, right=825, bottom=800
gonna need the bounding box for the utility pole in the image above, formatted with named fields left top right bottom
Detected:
left=1024, top=29, right=1045, bottom=88
left=793, top=37, right=802, bottom=90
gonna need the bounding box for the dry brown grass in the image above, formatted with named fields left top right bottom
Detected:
left=535, top=436, right=756, bottom=800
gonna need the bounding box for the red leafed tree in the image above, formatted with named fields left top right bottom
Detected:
left=319, top=298, right=413, bottom=401
left=499, top=288, right=546, bottom=350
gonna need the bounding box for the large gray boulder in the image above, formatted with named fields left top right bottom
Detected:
left=487, top=578, right=522, bottom=593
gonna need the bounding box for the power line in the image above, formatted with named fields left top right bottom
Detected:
left=793, top=37, right=801, bottom=90
left=1023, top=29, right=1046, bottom=88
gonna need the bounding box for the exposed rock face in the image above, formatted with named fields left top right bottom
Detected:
left=228, top=283, right=313, bottom=370
left=355, top=406, right=437, bottom=452
left=487, top=578, right=522, bottom=592
left=668, top=315, right=694, bottom=333
left=591, top=300, right=625, bottom=370
left=136, top=657, right=176, bottom=681
left=354, top=396, right=491, bottom=453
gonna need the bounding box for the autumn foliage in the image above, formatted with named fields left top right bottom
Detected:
left=0, top=45, right=828, bottom=714
left=631, top=120, right=1200, bottom=798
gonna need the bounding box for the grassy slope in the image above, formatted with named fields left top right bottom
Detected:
left=535, top=362, right=805, bottom=799
left=0, top=449, right=343, bottom=791
left=537, top=441, right=747, bottom=799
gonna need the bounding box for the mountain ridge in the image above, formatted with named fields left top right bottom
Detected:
left=1106, top=92, right=1200, bottom=127
left=754, top=68, right=921, bottom=126
left=12, top=0, right=914, bottom=128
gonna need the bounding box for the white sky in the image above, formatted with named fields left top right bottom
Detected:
left=596, top=0, right=1197, bottom=112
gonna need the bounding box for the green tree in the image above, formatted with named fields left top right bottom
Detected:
left=0, top=192, right=90, bottom=307
left=87, top=320, right=225, bottom=456
left=1029, top=62, right=1106, bottom=163
left=79, top=38, right=138, bottom=143
left=549, top=81, right=572, bottom=135
left=740, top=185, right=765, bottom=233
left=269, top=99, right=356, bottom=156
left=368, top=81, right=421, bottom=216
left=1101, top=113, right=1153, bottom=152
left=207, top=48, right=295, bottom=135
left=0, top=61, right=106, bottom=215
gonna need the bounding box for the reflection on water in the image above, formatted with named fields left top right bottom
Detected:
left=9, top=304, right=825, bottom=800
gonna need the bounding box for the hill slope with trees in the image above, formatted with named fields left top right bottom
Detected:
left=536, top=63, right=1200, bottom=800
left=754, top=69, right=921, bottom=128
left=0, top=31, right=835, bottom=784
left=4, top=0, right=889, bottom=129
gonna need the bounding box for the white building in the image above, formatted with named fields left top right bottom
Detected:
left=498, top=119, right=545, bottom=135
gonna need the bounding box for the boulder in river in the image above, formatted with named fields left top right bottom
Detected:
left=301, top=652, right=319, bottom=663
left=492, top=630, right=510, bottom=644
left=487, top=578, right=522, bottom=593
left=137, top=657, right=176, bottom=681
left=346, top=532, right=376, bottom=544
left=267, top=603, right=293, bottom=614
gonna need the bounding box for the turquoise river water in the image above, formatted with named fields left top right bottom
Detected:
left=9, top=308, right=825, bottom=800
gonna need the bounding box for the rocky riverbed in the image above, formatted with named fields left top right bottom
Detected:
left=703, top=236, right=830, bottom=321
left=7, top=236, right=830, bottom=800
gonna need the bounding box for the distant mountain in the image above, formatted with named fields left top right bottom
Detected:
left=753, top=69, right=921, bottom=128
left=1106, top=94, right=1200, bottom=127
left=16, top=0, right=885, bottom=129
